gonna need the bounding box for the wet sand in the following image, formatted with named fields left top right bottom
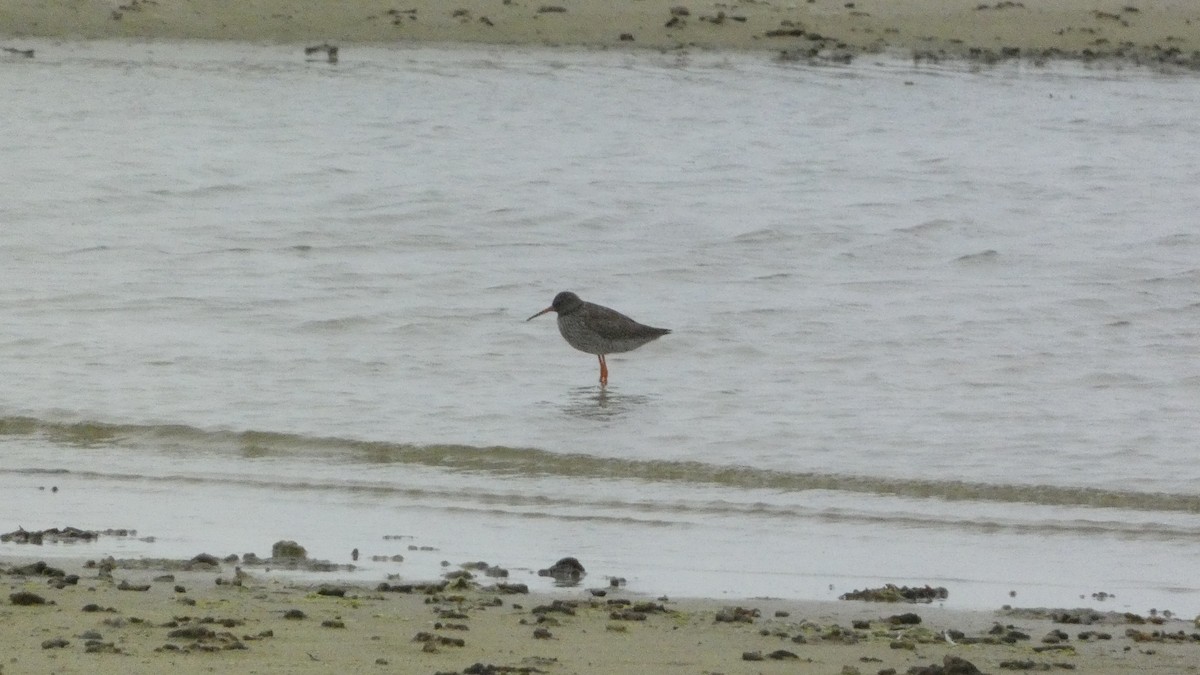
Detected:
left=3, top=553, right=1199, bottom=674
left=1, top=0, right=1199, bottom=66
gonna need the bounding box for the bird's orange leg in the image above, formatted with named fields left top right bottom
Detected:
left=598, top=355, right=608, bottom=387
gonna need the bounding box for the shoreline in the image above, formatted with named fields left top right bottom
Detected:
left=5, top=553, right=1200, bottom=674
left=1, top=0, right=1199, bottom=69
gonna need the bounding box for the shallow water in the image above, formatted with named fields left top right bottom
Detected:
left=2, top=40, right=1199, bottom=612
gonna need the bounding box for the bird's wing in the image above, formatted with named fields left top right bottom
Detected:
left=582, top=304, right=644, bottom=340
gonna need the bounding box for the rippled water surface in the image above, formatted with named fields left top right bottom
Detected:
left=2, top=41, right=1198, bottom=611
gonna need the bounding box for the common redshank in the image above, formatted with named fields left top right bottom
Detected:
left=526, top=291, right=670, bottom=386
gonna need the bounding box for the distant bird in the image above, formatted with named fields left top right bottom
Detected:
left=527, top=291, right=670, bottom=386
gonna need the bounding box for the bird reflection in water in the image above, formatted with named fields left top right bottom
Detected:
left=561, top=386, right=651, bottom=420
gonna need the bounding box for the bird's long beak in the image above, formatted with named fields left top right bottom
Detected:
left=526, top=306, right=555, bottom=322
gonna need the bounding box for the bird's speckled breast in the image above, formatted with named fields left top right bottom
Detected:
left=556, top=311, right=666, bottom=356
left=557, top=313, right=606, bottom=355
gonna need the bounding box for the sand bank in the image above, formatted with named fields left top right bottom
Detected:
left=4, top=554, right=1199, bottom=674
left=1, top=0, right=1199, bottom=66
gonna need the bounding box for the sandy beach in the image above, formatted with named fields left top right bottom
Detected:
left=1, top=0, right=1199, bottom=66
left=3, top=549, right=1199, bottom=675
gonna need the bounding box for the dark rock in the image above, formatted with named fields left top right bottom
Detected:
left=271, top=540, right=307, bottom=559
left=998, top=661, right=1053, bottom=671
left=10, top=561, right=67, bottom=577
left=1033, top=644, right=1076, bottom=653
left=537, top=557, right=585, bottom=583
left=414, top=631, right=466, bottom=647
left=316, top=586, right=347, bottom=597
left=888, top=612, right=922, bottom=625
left=462, top=664, right=537, bottom=675
left=42, top=637, right=70, bottom=649
left=376, top=581, right=447, bottom=594
left=944, top=655, right=984, bottom=674
left=2, top=527, right=101, bottom=544
left=51, top=573, right=80, bottom=588
left=742, top=650, right=763, bottom=661
left=839, top=584, right=949, bottom=603
left=714, top=606, right=759, bottom=623
left=1042, top=628, right=1070, bottom=643
left=610, top=610, right=647, bottom=621
left=190, top=553, right=220, bottom=567
left=531, top=600, right=577, bottom=616
left=632, top=601, right=669, bottom=613
left=767, top=649, right=798, bottom=659
left=283, top=609, right=306, bottom=620
left=321, top=619, right=346, bottom=628
left=10, top=591, right=47, bottom=605
left=168, top=626, right=215, bottom=640
left=117, top=580, right=151, bottom=591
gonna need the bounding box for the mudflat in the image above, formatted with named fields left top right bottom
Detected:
left=3, top=553, right=1199, bottom=674
left=1, top=0, right=1199, bottom=67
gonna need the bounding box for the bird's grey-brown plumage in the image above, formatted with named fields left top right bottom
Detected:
left=527, top=291, right=670, bottom=385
